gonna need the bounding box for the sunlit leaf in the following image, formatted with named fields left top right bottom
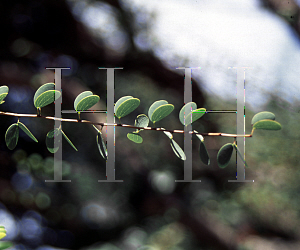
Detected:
left=97, top=131, right=107, bottom=160
left=179, top=102, right=197, bottom=125
left=0, top=86, right=9, bottom=95
left=0, top=241, right=13, bottom=250
left=186, top=108, right=206, bottom=126
left=170, top=139, right=186, bottom=160
left=17, top=121, right=38, bottom=143
left=148, top=100, right=168, bottom=120
left=163, top=130, right=173, bottom=139
left=46, top=128, right=61, bottom=153
left=5, top=123, right=19, bottom=150
left=0, top=94, right=7, bottom=104
left=134, top=114, right=149, bottom=129
left=253, top=119, right=281, bottom=130
left=217, top=143, right=234, bottom=168
left=251, top=111, right=275, bottom=125
left=61, top=130, right=78, bottom=151
left=127, top=132, right=143, bottom=143
left=74, top=91, right=100, bottom=111
left=150, top=104, right=174, bottom=123
left=115, top=96, right=140, bottom=119
left=0, top=231, right=5, bottom=240
left=34, top=83, right=61, bottom=108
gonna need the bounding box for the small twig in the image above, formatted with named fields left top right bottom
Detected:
left=0, top=111, right=252, bottom=137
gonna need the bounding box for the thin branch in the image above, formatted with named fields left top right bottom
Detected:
left=0, top=111, right=252, bottom=137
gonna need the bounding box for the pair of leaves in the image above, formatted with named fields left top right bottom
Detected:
left=46, top=128, right=77, bottom=153
left=0, top=86, right=9, bottom=104
left=74, top=91, right=100, bottom=111
left=115, top=96, right=140, bottom=119
left=127, top=114, right=150, bottom=143
left=251, top=111, right=281, bottom=130
left=34, top=83, right=61, bottom=108
left=93, top=125, right=108, bottom=160
left=5, top=122, right=38, bottom=150
left=148, top=100, right=174, bottom=123
left=217, top=143, right=247, bottom=168
left=179, top=102, right=206, bottom=126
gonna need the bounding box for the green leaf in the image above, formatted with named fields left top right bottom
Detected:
left=199, top=141, right=210, bottom=165
left=34, top=90, right=61, bottom=108
left=217, top=143, right=234, bottom=168
left=0, top=231, right=5, bottom=240
left=0, top=241, right=13, bottom=250
left=179, top=102, right=197, bottom=125
left=74, top=91, right=100, bottom=111
left=148, top=100, right=168, bottom=120
left=253, top=119, right=281, bottom=130
left=0, top=85, right=9, bottom=104
left=5, top=123, right=19, bottom=150
left=150, top=104, right=174, bottom=123
left=115, top=96, right=140, bottom=119
left=0, top=93, right=8, bottom=104
left=134, top=114, right=149, bottom=129
left=97, top=131, right=108, bottom=160
left=185, top=108, right=206, bottom=126
left=0, top=86, right=9, bottom=95
left=170, top=139, right=186, bottom=160
left=17, top=121, right=38, bottom=143
left=127, top=132, right=143, bottom=143
left=46, top=128, right=61, bottom=153
left=251, top=111, right=275, bottom=125
left=61, top=130, right=78, bottom=151
left=233, top=144, right=249, bottom=168
left=33, top=83, right=61, bottom=108
left=163, top=130, right=173, bottom=139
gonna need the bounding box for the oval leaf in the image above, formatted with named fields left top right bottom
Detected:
left=5, top=123, right=19, bottom=150
left=127, top=132, right=143, bottom=143
left=0, top=94, right=8, bottom=104
left=253, top=119, right=281, bottom=130
left=185, top=108, right=206, bottom=126
left=179, top=102, right=197, bottom=125
left=0, top=86, right=9, bottom=95
left=170, top=139, right=186, bottom=160
left=194, top=130, right=204, bottom=142
left=151, top=104, right=174, bottom=123
left=17, top=121, right=38, bottom=143
left=251, top=111, right=275, bottom=125
left=134, top=114, right=149, bottom=128
left=34, top=90, right=61, bottom=108
left=115, top=97, right=140, bottom=119
left=74, top=91, right=93, bottom=110
left=34, top=83, right=61, bottom=108
left=75, top=95, right=100, bottom=111
left=199, top=141, right=210, bottom=165
left=46, top=128, right=61, bottom=153
left=148, top=100, right=168, bottom=120
left=115, top=96, right=133, bottom=113
left=163, top=130, right=173, bottom=139
left=61, top=130, right=78, bottom=151
left=97, top=131, right=108, bottom=160
left=0, top=241, right=13, bottom=250
left=0, top=230, right=5, bottom=240
left=217, top=143, right=234, bottom=168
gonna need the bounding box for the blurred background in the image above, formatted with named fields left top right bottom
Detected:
left=0, top=0, right=300, bottom=249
